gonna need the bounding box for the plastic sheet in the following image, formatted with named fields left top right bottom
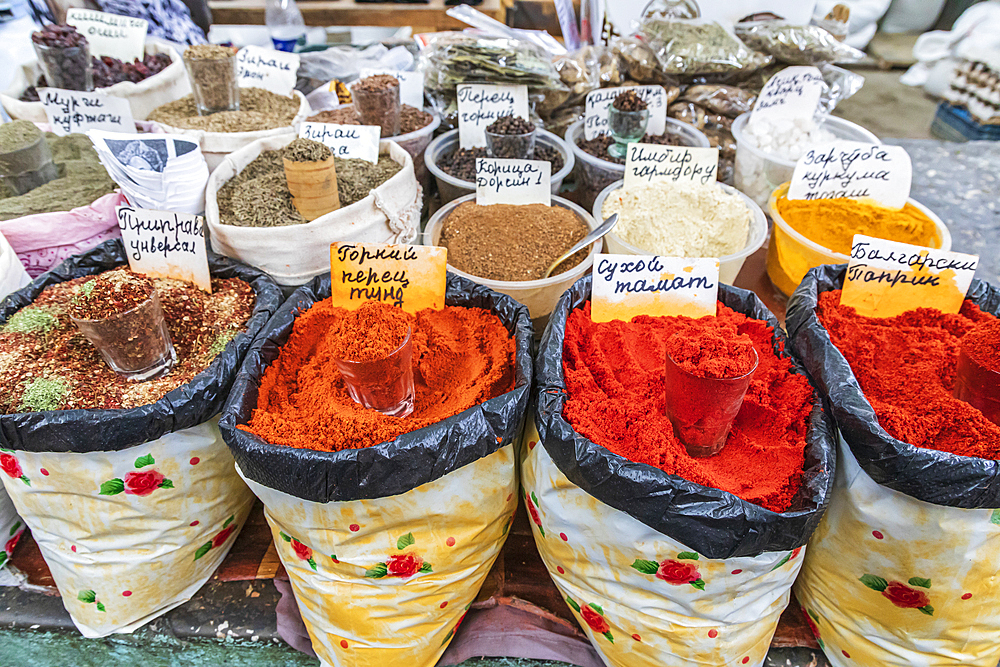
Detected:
left=735, top=22, right=865, bottom=66
left=640, top=18, right=773, bottom=79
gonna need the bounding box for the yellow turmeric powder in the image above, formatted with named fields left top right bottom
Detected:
left=775, top=194, right=941, bottom=256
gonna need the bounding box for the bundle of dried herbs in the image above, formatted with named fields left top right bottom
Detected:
left=148, top=87, right=299, bottom=132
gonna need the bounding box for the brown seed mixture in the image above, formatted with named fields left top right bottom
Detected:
left=0, top=269, right=256, bottom=413
left=148, top=87, right=299, bottom=133
left=438, top=144, right=565, bottom=182
left=578, top=132, right=683, bottom=165
left=307, top=104, right=433, bottom=137
left=613, top=90, right=647, bottom=111
left=68, top=269, right=153, bottom=320
left=184, top=44, right=238, bottom=60
left=440, top=201, right=589, bottom=281
left=353, top=74, right=399, bottom=93
left=284, top=137, right=331, bottom=162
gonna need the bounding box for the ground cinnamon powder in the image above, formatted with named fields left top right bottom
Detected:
left=562, top=302, right=814, bottom=512
left=330, top=301, right=410, bottom=362
left=241, top=299, right=516, bottom=452
left=817, top=290, right=1000, bottom=458
left=665, top=329, right=757, bottom=379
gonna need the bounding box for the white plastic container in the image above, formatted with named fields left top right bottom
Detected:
left=423, top=193, right=599, bottom=327
left=732, top=113, right=880, bottom=209
left=425, top=129, right=574, bottom=205
left=593, top=179, right=768, bottom=285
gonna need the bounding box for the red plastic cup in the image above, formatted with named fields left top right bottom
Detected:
left=334, top=328, right=415, bottom=418
left=954, top=342, right=1000, bottom=426
left=664, top=345, right=759, bottom=457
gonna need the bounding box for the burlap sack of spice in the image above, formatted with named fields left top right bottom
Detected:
left=205, top=135, right=422, bottom=288
left=0, top=239, right=282, bottom=637
left=786, top=264, right=1000, bottom=667
left=219, top=273, right=533, bottom=667
left=524, top=274, right=835, bottom=667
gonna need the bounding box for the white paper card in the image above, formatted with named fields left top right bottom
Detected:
left=788, top=142, right=912, bottom=209
left=624, top=144, right=719, bottom=188
left=236, top=46, right=299, bottom=96
left=358, top=68, right=424, bottom=109
left=475, top=158, right=551, bottom=206
left=40, top=88, right=135, bottom=136
left=591, top=255, right=719, bottom=322
left=299, top=123, right=380, bottom=163
left=116, top=206, right=212, bottom=293
left=66, top=9, right=147, bottom=62
left=749, top=66, right=825, bottom=123
left=584, top=86, right=668, bottom=141
left=457, top=84, right=529, bottom=149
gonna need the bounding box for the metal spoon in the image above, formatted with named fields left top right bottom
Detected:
left=543, top=213, right=619, bottom=279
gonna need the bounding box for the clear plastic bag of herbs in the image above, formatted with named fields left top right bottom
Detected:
left=639, top=17, right=773, bottom=79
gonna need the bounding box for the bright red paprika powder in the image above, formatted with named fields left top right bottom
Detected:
left=964, top=319, right=1000, bottom=372
left=665, top=329, right=757, bottom=379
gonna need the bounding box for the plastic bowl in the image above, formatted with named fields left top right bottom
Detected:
left=732, top=113, right=880, bottom=209
left=592, top=179, right=768, bottom=285
left=423, top=193, right=600, bottom=329
left=765, top=182, right=953, bottom=297
left=565, top=118, right=711, bottom=211
left=425, top=128, right=574, bottom=205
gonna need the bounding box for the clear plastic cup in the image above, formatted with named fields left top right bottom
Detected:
left=485, top=127, right=537, bottom=159
left=351, top=77, right=401, bottom=138
left=70, top=292, right=177, bottom=382
left=954, top=342, right=1000, bottom=426
left=335, top=328, right=415, bottom=418
left=184, top=53, right=240, bottom=115
left=33, top=41, right=93, bottom=92
left=607, top=107, right=649, bottom=158
left=664, top=343, right=758, bottom=457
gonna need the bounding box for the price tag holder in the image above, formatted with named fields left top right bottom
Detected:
left=584, top=86, right=668, bottom=141
left=840, top=235, right=978, bottom=318
left=457, top=84, right=529, bottom=149
left=788, top=142, right=912, bottom=209
left=623, top=144, right=719, bottom=188
left=475, top=158, right=550, bottom=206
left=66, top=9, right=147, bottom=62
left=591, top=255, right=719, bottom=323
left=236, top=46, right=299, bottom=96
left=749, top=66, right=825, bottom=123
left=358, top=68, right=425, bottom=109
left=116, top=206, right=211, bottom=293
left=331, top=243, right=447, bottom=313
left=300, top=122, right=380, bottom=163
left=40, top=88, right=135, bottom=136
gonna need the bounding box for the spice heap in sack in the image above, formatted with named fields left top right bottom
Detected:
left=149, top=87, right=299, bottom=133
left=436, top=115, right=565, bottom=183
left=308, top=104, right=434, bottom=138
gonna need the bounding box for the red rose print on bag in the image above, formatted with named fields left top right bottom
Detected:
left=194, top=515, right=237, bottom=561
left=440, top=603, right=473, bottom=646
left=0, top=451, right=30, bottom=486
left=801, top=607, right=825, bottom=651
left=860, top=573, right=934, bottom=615
left=524, top=490, right=545, bottom=537
left=99, top=454, right=173, bottom=496
left=566, top=596, right=614, bottom=643
left=279, top=531, right=317, bottom=571
left=78, top=589, right=106, bottom=613
left=366, top=532, right=433, bottom=579
left=632, top=551, right=706, bottom=590
left=0, top=522, right=24, bottom=568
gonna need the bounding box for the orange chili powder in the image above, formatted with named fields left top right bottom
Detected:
left=666, top=329, right=757, bottom=379
left=241, top=299, right=516, bottom=452
left=330, top=301, right=410, bottom=361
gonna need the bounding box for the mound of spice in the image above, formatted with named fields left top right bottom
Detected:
left=22, top=52, right=173, bottom=101
left=68, top=269, right=152, bottom=320
left=817, top=290, right=1000, bottom=458
left=284, top=137, right=331, bottom=162
left=307, top=104, right=433, bottom=137
left=438, top=144, right=564, bottom=181
left=666, top=329, right=757, bottom=379
left=486, top=115, right=535, bottom=135
left=577, top=132, right=681, bottom=165
left=0, top=268, right=256, bottom=413
left=351, top=75, right=401, bottom=138
left=613, top=90, right=647, bottom=111
left=241, top=298, right=515, bottom=452
left=562, top=302, right=814, bottom=512
left=148, top=87, right=299, bottom=133
left=440, top=201, right=589, bottom=281
left=330, top=301, right=409, bottom=362
left=965, top=319, right=1000, bottom=372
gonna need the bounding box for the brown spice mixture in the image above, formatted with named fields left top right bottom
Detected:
left=353, top=74, right=399, bottom=93
left=68, top=269, right=153, bottom=320
left=440, top=202, right=589, bottom=281
left=578, top=132, right=683, bottom=165
left=613, top=90, right=647, bottom=111
left=0, top=268, right=256, bottom=413
left=148, top=87, right=299, bottom=133
left=283, top=138, right=331, bottom=162
left=307, top=104, right=433, bottom=137
left=184, top=44, right=237, bottom=60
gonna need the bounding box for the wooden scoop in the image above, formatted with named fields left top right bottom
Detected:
left=283, top=155, right=340, bottom=221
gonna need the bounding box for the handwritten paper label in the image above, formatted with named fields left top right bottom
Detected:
left=840, top=235, right=978, bottom=318
left=66, top=9, right=147, bottom=62
left=41, top=88, right=135, bottom=136
left=584, top=86, right=668, bottom=141
left=116, top=207, right=211, bottom=293
left=236, top=46, right=299, bottom=96
left=457, top=84, right=529, bottom=149
left=359, top=68, right=424, bottom=109
left=300, top=123, right=380, bottom=163
left=788, top=142, right=912, bottom=209
left=330, top=243, right=447, bottom=313
left=475, top=158, right=551, bottom=206
left=591, top=255, right=719, bottom=323
left=749, top=66, right=825, bottom=123
left=624, top=144, right=719, bottom=187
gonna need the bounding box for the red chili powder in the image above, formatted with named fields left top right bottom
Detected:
left=964, top=319, right=1000, bottom=372
left=241, top=299, right=516, bottom=452
left=330, top=300, right=410, bottom=362
left=817, top=290, right=1000, bottom=458
left=666, top=329, right=757, bottom=379
left=562, top=302, right=814, bottom=512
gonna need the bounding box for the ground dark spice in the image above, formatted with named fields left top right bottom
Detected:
left=817, top=290, right=1000, bottom=458
left=562, top=302, right=814, bottom=512
left=331, top=301, right=410, bottom=362
left=283, top=138, right=331, bottom=162
left=486, top=114, right=535, bottom=135
left=148, top=87, right=298, bottom=132
left=578, top=132, right=683, bottom=164
left=307, top=104, right=432, bottom=137
left=438, top=144, right=564, bottom=181
left=666, top=329, right=757, bottom=379
left=613, top=90, right=647, bottom=111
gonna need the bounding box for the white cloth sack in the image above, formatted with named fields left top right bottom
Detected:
left=900, top=1, right=1000, bottom=92
left=0, top=229, right=29, bottom=301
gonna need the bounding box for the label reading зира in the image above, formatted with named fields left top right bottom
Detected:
left=300, top=122, right=380, bottom=163
left=236, top=45, right=299, bottom=96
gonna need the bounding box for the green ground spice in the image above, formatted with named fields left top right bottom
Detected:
left=20, top=377, right=69, bottom=412
left=148, top=87, right=300, bottom=132
left=3, top=307, right=57, bottom=334
left=208, top=330, right=237, bottom=357
left=0, top=120, right=42, bottom=153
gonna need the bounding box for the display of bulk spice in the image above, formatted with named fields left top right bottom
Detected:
left=31, top=24, right=91, bottom=91
left=577, top=131, right=682, bottom=165
left=437, top=143, right=564, bottom=182
left=21, top=52, right=173, bottom=102
left=148, top=87, right=299, bottom=133
left=351, top=74, right=401, bottom=138
left=307, top=104, right=433, bottom=137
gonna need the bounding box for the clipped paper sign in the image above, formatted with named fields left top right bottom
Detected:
left=41, top=88, right=135, bottom=136
left=591, top=255, right=719, bottom=323
left=840, top=235, right=978, bottom=318
left=116, top=206, right=212, bottom=293
left=623, top=144, right=719, bottom=187
left=457, top=84, right=529, bottom=149
left=584, top=86, right=668, bottom=141
left=66, top=9, right=147, bottom=62
left=749, top=66, right=825, bottom=123
left=788, top=142, right=912, bottom=209
left=331, top=243, right=447, bottom=313
left=236, top=46, right=299, bottom=96
left=476, top=158, right=551, bottom=206
left=300, top=123, right=380, bottom=163
left=358, top=68, right=424, bottom=108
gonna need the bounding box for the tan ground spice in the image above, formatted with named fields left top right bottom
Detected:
left=148, top=87, right=299, bottom=132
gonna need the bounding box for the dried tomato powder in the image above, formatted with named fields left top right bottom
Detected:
left=665, top=329, right=757, bottom=379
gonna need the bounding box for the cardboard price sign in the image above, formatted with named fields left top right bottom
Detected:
left=457, top=84, right=529, bottom=149
left=591, top=255, right=719, bottom=323
left=788, top=142, right=912, bottom=209
left=331, top=243, right=447, bottom=313
left=623, top=144, right=718, bottom=187
left=475, top=158, right=550, bottom=205
left=116, top=207, right=211, bottom=293
left=66, top=9, right=147, bottom=62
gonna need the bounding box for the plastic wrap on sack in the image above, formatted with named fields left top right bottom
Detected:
left=0, top=238, right=282, bottom=453
left=611, top=37, right=680, bottom=88
left=786, top=263, right=1000, bottom=509
left=639, top=18, right=773, bottom=78
left=817, top=64, right=865, bottom=116
left=533, top=274, right=836, bottom=559
left=219, top=272, right=533, bottom=504
left=734, top=21, right=866, bottom=66
left=679, top=84, right=757, bottom=117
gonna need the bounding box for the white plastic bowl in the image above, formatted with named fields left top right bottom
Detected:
left=593, top=179, right=768, bottom=285
left=423, top=193, right=600, bottom=328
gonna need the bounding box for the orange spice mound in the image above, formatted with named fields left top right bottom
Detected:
left=241, top=298, right=516, bottom=452
left=330, top=300, right=410, bottom=362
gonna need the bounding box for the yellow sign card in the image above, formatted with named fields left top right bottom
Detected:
left=591, top=255, right=718, bottom=323
left=840, top=235, right=979, bottom=318
left=330, top=242, right=447, bottom=314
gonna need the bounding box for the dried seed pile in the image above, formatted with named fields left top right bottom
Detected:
left=148, top=87, right=299, bottom=132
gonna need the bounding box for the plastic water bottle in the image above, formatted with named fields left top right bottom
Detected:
left=266, top=0, right=306, bottom=53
